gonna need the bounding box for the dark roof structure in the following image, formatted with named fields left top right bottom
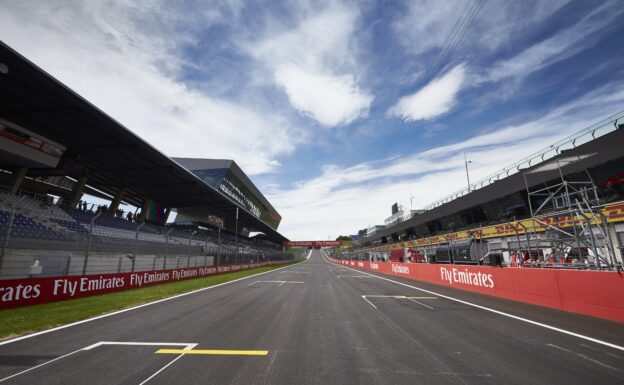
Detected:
left=365, top=119, right=624, bottom=243
left=0, top=41, right=287, bottom=243
left=172, top=158, right=279, bottom=216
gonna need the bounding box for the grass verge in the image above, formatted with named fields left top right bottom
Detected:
left=0, top=259, right=302, bottom=341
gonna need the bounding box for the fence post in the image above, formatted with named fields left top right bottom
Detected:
left=0, top=196, right=25, bottom=272
left=83, top=211, right=102, bottom=275
left=164, top=228, right=173, bottom=269
left=65, top=252, right=72, bottom=276
left=132, top=222, right=144, bottom=272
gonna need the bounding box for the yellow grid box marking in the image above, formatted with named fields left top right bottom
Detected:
left=156, top=349, right=268, bottom=356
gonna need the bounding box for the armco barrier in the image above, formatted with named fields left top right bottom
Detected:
left=329, top=258, right=624, bottom=323
left=0, top=261, right=281, bottom=309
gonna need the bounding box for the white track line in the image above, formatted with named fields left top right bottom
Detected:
left=328, top=257, right=624, bottom=352
left=407, top=297, right=435, bottom=310
left=0, top=341, right=198, bottom=382
left=82, top=341, right=197, bottom=351
left=361, top=295, right=378, bottom=309
left=0, top=348, right=83, bottom=383
left=138, top=354, right=186, bottom=385
left=138, top=343, right=196, bottom=385
left=336, top=275, right=371, bottom=278
left=546, top=344, right=620, bottom=371
left=0, top=261, right=302, bottom=347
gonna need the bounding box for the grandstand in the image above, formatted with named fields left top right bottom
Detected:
left=0, top=41, right=291, bottom=279
left=349, top=111, right=624, bottom=269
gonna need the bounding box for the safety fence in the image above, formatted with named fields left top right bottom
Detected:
left=327, top=256, right=624, bottom=323
left=0, top=231, right=291, bottom=280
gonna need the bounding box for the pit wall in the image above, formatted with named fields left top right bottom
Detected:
left=328, top=257, right=624, bottom=323
left=0, top=261, right=284, bottom=309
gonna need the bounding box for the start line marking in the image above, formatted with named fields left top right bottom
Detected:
left=248, top=280, right=305, bottom=287
left=0, top=341, right=197, bottom=384
left=337, top=275, right=372, bottom=278
left=0, top=341, right=269, bottom=384
left=362, top=295, right=437, bottom=310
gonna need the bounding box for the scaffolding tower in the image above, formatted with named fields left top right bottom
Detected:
left=523, top=155, right=619, bottom=269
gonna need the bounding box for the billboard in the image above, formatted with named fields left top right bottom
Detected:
left=284, top=240, right=343, bottom=248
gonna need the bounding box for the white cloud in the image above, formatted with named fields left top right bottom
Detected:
left=388, top=64, right=465, bottom=121
left=481, top=1, right=624, bottom=84
left=0, top=1, right=297, bottom=175
left=246, top=3, right=372, bottom=127
left=274, top=64, right=372, bottom=126
left=271, top=83, right=624, bottom=239
left=394, top=0, right=569, bottom=56
left=389, top=2, right=621, bottom=121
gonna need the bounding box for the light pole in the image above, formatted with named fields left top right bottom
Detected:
left=464, top=152, right=472, bottom=192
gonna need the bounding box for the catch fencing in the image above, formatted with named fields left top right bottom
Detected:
left=0, top=217, right=291, bottom=280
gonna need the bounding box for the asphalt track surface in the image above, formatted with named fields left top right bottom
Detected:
left=1, top=250, right=623, bottom=384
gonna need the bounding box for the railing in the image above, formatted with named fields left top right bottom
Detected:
left=423, top=109, right=624, bottom=211
left=0, top=214, right=292, bottom=279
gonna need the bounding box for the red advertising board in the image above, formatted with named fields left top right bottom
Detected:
left=0, top=262, right=274, bottom=309
left=284, top=240, right=342, bottom=248
left=328, top=258, right=624, bottom=323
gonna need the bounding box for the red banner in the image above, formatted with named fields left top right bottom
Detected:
left=284, top=241, right=342, bottom=248
left=328, top=258, right=624, bottom=323
left=0, top=262, right=275, bottom=309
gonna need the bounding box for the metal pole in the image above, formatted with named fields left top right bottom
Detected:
left=132, top=222, right=144, bottom=272
left=65, top=253, right=72, bottom=276
left=164, top=228, right=173, bottom=269
left=187, top=235, right=192, bottom=267
left=517, top=222, right=533, bottom=265
left=235, top=207, right=239, bottom=250
left=0, top=197, right=26, bottom=271
left=83, top=211, right=102, bottom=275
left=464, top=152, right=472, bottom=192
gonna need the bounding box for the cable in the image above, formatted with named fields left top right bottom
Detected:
left=421, top=0, right=487, bottom=87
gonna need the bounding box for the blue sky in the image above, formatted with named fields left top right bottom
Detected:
left=2, top=0, right=624, bottom=239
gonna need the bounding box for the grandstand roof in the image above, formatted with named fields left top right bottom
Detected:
left=365, top=123, right=624, bottom=242
left=172, top=157, right=278, bottom=215
left=0, top=41, right=287, bottom=243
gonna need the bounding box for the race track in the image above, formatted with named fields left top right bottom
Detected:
left=1, top=250, right=623, bottom=385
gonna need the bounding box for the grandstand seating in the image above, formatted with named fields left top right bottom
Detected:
left=0, top=210, right=70, bottom=241
left=0, top=192, right=264, bottom=251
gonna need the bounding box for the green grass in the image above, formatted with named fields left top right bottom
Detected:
left=0, top=259, right=302, bottom=340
